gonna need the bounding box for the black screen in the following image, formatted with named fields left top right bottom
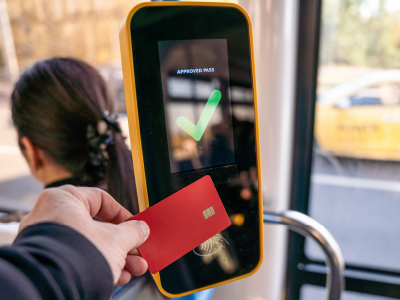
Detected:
left=129, top=5, right=261, bottom=295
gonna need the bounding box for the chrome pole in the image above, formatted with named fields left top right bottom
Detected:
left=264, top=211, right=345, bottom=300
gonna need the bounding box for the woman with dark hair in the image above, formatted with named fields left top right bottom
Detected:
left=11, top=57, right=168, bottom=300
left=11, top=57, right=138, bottom=213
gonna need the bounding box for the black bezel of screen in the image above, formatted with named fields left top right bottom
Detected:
left=130, top=5, right=260, bottom=295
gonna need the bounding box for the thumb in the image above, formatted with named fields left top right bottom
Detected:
left=117, top=220, right=150, bottom=252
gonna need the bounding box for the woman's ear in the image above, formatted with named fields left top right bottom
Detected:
left=19, top=136, right=73, bottom=185
left=20, top=136, right=46, bottom=175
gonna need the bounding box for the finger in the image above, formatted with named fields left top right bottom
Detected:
left=124, top=255, right=148, bottom=276
left=59, top=186, right=133, bottom=223
left=116, top=220, right=150, bottom=253
left=127, top=248, right=140, bottom=256
left=116, top=269, right=132, bottom=286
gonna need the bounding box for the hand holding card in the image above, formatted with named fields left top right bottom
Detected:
left=128, top=176, right=231, bottom=274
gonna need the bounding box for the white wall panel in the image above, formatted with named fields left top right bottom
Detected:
left=212, top=1, right=299, bottom=299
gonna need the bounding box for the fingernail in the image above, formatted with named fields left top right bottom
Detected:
left=136, top=221, right=149, bottom=238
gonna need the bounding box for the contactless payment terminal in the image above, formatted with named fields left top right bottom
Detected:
left=120, top=2, right=263, bottom=298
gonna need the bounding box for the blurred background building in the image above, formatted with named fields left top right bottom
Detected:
left=6, top=0, right=139, bottom=68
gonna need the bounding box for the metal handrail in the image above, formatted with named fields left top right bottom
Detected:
left=264, top=211, right=345, bottom=300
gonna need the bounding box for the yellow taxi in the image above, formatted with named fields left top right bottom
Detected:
left=314, top=70, right=400, bottom=161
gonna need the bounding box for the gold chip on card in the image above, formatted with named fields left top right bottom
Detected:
left=203, top=206, right=215, bottom=219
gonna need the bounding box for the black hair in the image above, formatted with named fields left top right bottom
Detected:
left=11, top=57, right=138, bottom=213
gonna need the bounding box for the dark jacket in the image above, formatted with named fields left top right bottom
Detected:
left=0, top=223, right=113, bottom=300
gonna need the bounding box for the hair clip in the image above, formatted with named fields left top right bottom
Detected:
left=85, top=111, right=122, bottom=180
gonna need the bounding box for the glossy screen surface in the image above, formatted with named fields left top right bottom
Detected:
left=129, top=5, right=261, bottom=295
left=158, top=39, right=235, bottom=173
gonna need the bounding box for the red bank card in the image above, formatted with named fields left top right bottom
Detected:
left=128, top=175, right=231, bottom=274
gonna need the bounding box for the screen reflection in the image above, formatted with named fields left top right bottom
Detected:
left=158, top=39, right=235, bottom=173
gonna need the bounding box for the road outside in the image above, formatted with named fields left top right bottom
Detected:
left=306, top=150, right=400, bottom=272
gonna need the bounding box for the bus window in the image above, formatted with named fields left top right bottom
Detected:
left=297, top=0, right=400, bottom=299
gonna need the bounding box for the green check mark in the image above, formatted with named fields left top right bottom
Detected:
left=177, top=90, right=222, bottom=141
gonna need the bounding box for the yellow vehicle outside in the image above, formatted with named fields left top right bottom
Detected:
left=315, top=72, right=400, bottom=161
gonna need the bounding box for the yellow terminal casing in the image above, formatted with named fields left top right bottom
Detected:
left=119, top=1, right=264, bottom=297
